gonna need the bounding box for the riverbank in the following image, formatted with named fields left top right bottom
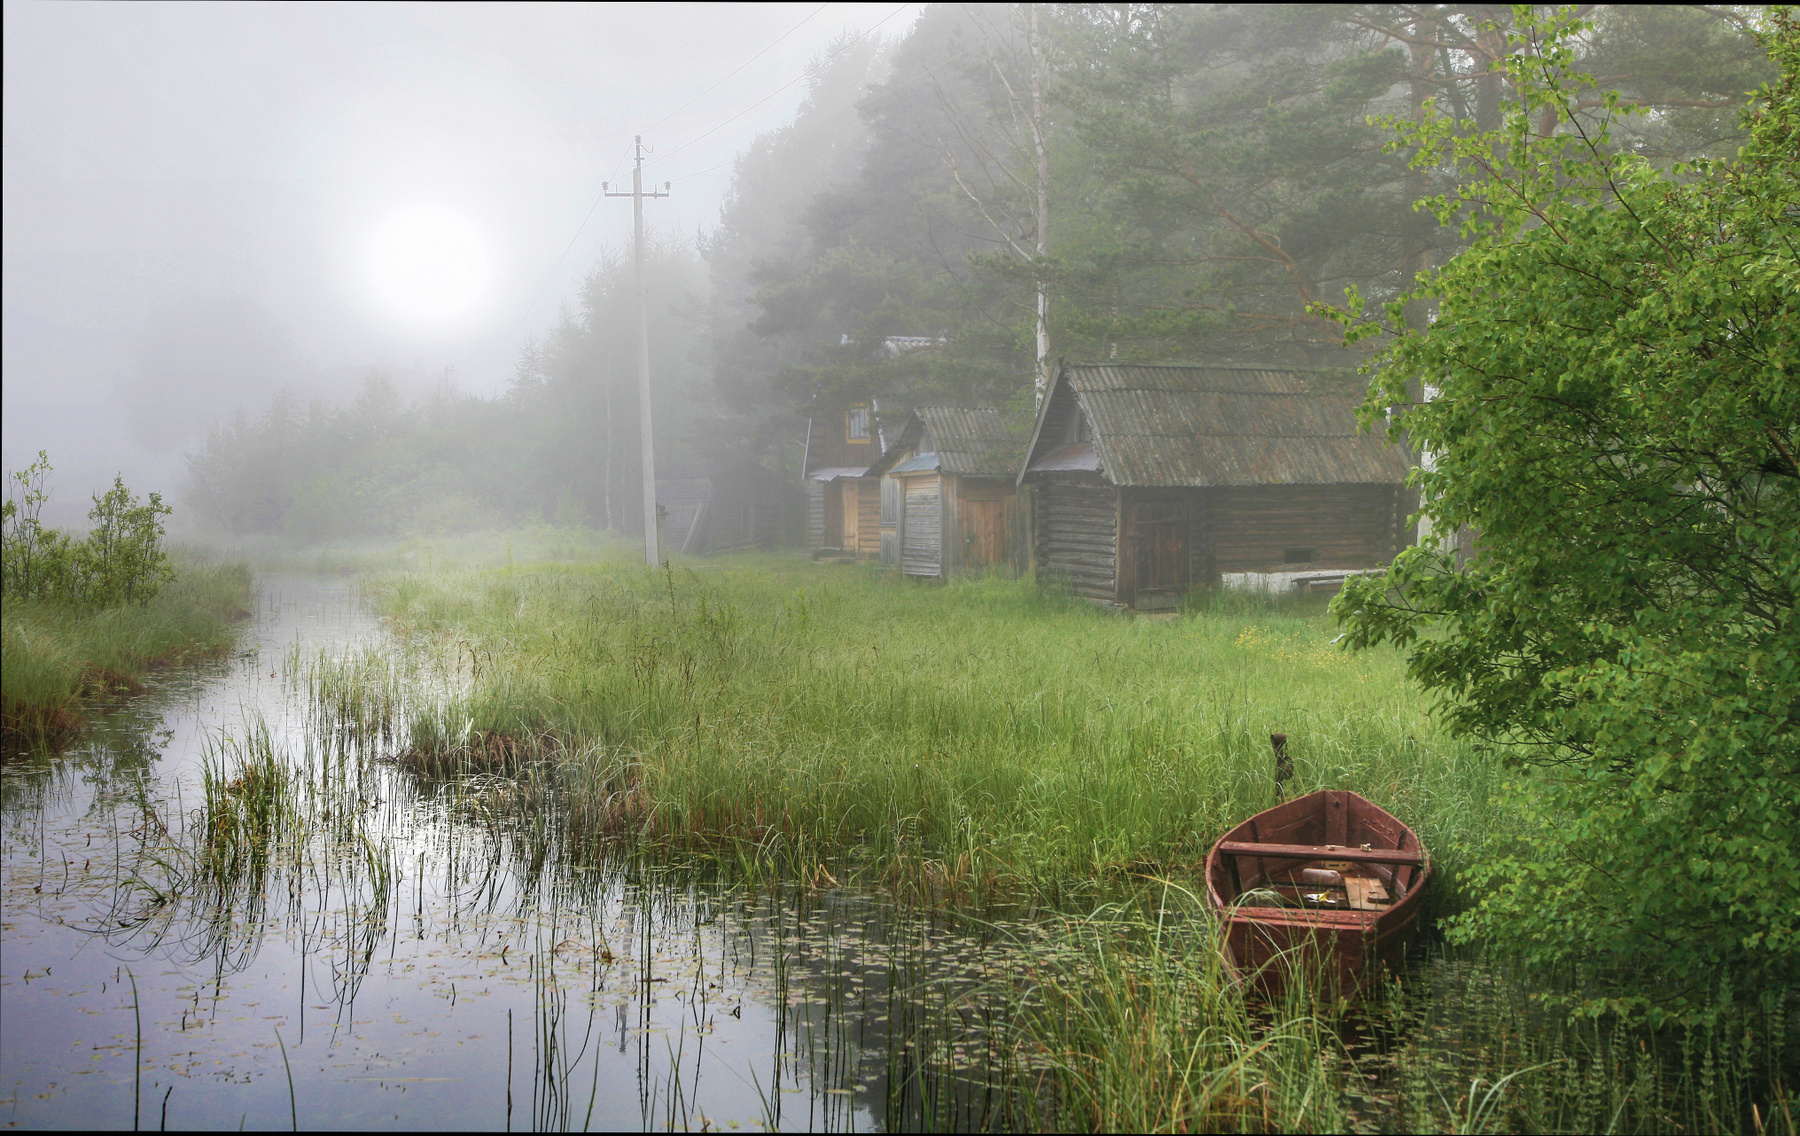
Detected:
left=1, top=555, right=252, bottom=745
left=332, top=551, right=1793, bottom=1133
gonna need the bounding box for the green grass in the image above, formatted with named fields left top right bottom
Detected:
left=320, top=549, right=1793, bottom=1133
left=363, top=553, right=1501, bottom=907
left=1, top=553, right=252, bottom=745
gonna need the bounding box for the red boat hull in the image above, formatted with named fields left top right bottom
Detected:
left=1205, top=789, right=1431, bottom=998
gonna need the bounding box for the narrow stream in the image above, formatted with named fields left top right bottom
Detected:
left=1, top=575, right=1039, bottom=1132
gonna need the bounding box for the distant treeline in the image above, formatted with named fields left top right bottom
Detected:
left=182, top=4, right=1773, bottom=539
left=185, top=247, right=710, bottom=540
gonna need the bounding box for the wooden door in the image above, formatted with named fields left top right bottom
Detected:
left=902, top=475, right=942, bottom=577
left=1128, top=497, right=1189, bottom=608
left=842, top=480, right=860, bottom=552
left=959, top=485, right=1015, bottom=571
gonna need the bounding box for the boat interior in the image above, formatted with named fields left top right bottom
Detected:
left=1214, top=791, right=1422, bottom=912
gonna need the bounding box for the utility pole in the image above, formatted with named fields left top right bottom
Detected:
left=604, top=136, right=670, bottom=566
left=1030, top=2, right=1051, bottom=407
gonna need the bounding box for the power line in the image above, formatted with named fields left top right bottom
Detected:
left=646, top=2, right=913, bottom=170
left=641, top=2, right=832, bottom=137
left=476, top=4, right=919, bottom=381
left=482, top=10, right=873, bottom=370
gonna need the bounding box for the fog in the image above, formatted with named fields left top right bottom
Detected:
left=3, top=1, right=920, bottom=523
left=4, top=3, right=1767, bottom=539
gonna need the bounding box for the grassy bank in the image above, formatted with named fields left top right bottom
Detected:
left=2, top=554, right=251, bottom=745
left=292, top=550, right=1797, bottom=1131
left=359, top=553, right=1501, bottom=907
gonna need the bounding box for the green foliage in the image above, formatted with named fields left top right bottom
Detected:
left=702, top=2, right=1773, bottom=453
left=2, top=554, right=251, bottom=744
left=3, top=452, right=174, bottom=607
left=1325, top=10, right=1799, bottom=1015
left=1053, top=4, right=1773, bottom=365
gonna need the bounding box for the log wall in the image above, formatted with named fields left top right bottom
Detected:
left=1033, top=477, right=1119, bottom=604
left=1203, top=484, right=1413, bottom=573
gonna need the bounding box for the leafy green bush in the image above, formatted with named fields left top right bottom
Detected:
left=3, top=452, right=174, bottom=607
left=1327, top=13, right=1798, bottom=1015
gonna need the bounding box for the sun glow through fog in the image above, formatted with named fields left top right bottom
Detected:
left=367, top=205, right=490, bottom=327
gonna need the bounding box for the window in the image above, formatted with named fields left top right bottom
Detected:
left=846, top=405, right=871, bottom=442
left=1284, top=548, right=1317, bottom=564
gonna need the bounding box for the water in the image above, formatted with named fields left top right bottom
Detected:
left=1, top=576, right=1040, bottom=1131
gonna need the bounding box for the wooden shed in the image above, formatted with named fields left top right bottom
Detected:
left=658, top=463, right=794, bottom=555
left=802, top=402, right=887, bottom=560
left=1019, top=363, right=1416, bottom=609
left=866, top=407, right=1029, bottom=580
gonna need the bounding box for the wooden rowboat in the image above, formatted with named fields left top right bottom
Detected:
left=1205, top=789, right=1431, bottom=997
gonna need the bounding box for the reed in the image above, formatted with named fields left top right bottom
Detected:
left=1012, top=906, right=1797, bottom=1134
left=350, top=555, right=1496, bottom=907
left=294, top=550, right=1795, bottom=1132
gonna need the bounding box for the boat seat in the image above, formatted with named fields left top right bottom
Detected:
left=1214, top=841, right=1423, bottom=866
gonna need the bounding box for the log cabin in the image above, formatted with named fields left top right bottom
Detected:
left=865, top=407, right=1029, bottom=579
left=1018, top=363, right=1415, bottom=609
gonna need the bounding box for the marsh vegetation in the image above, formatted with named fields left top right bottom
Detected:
left=310, top=552, right=1800, bottom=1132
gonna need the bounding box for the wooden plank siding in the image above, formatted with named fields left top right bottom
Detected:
left=855, top=479, right=881, bottom=559
left=1202, top=484, right=1413, bottom=574
left=902, top=475, right=942, bottom=576
left=952, top=478, right=1026, bottom=575
left=879, top=476, right=901, bottom=566
left=804, top=480, right=826, bottom=550
left=1034, top=477, right=1119, bottom=604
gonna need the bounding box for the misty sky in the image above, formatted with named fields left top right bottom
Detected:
left=3, top=1, right=920, bottom=519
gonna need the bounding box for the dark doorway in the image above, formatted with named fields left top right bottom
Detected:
left=1128, top=497, right=1189, bottom=609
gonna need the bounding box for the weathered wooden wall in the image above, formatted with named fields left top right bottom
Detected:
left=951, top=477, right=1027, bottom=577
left=806, top=412, right=881, bottom=473
left=1033, top=476, right=1119, bottom=604
left=804, top=480, right=825, bottom=550
left=901, top=474, right=942, bottom=577
left=855, top=479, right=881, bottom=559
left=879, top=477, right=901, bottom=566
left=1201, top=484, right=1413, bottom=573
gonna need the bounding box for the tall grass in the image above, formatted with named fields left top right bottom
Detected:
left=321, top=552, right=1794, bottom=1132
left=2, top=555, right=251, bottom=745
left=364, top=555, right=1497, bottom=906
left=1016, top=896, right=1795, bottom=1134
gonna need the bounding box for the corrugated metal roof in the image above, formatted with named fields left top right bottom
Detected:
left=808, top=466, right=871, bottom=481
left=912, top=406, right=1024, bottom=477
left=890, top=452, right=941, bottom=474
left=868, top=406, right=1024, bottom=478
left=1047, top=364, right=1409, bottom=487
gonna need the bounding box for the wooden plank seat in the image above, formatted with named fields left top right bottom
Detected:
left=1214, top=841, right=1423, bottom=866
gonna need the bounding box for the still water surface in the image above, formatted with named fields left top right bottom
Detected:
left=1, top=575, right=1033, bottom=1131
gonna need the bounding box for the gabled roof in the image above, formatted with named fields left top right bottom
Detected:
left=868, top=406, right=1025, bottom=478
left=1021, top=363, right=1412, bottom=487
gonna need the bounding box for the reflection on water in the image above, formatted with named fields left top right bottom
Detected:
left=1, top=575, right=1040, bottom=1131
